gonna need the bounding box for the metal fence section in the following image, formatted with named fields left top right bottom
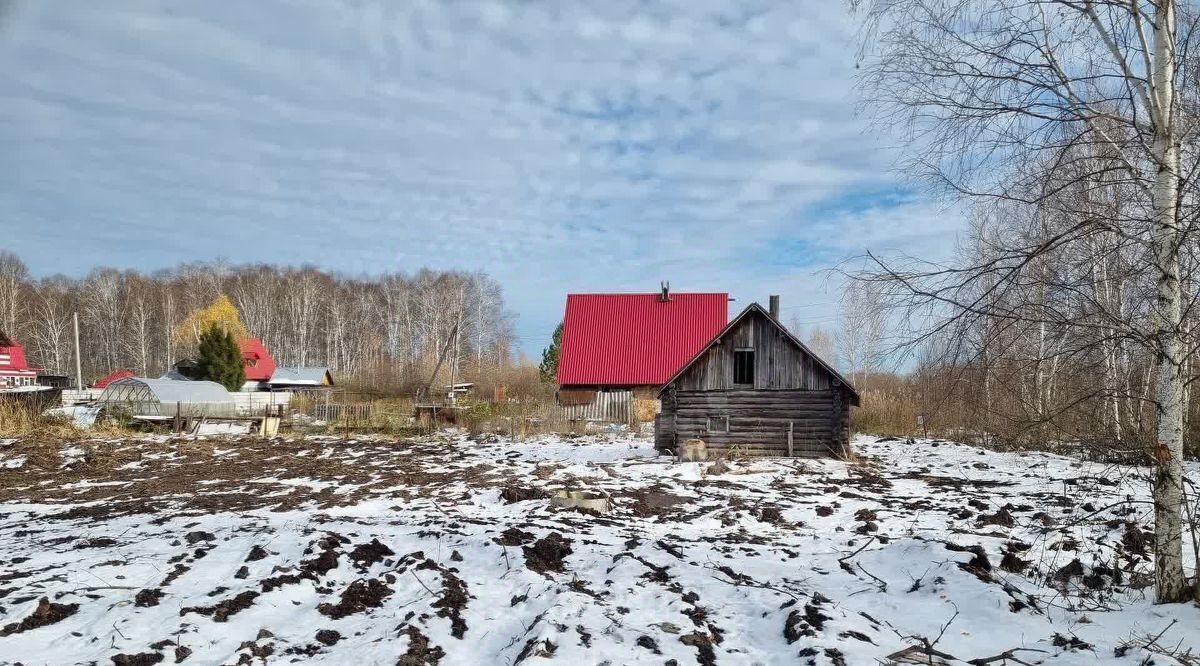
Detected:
left=557, top=389, right=631, bottom=423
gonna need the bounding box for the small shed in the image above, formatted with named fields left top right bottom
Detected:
left=656, top=301, right=859, bottom=458
left=98, top=377, right=235, bottom=418
left=267, top=367, right=333, bottom=390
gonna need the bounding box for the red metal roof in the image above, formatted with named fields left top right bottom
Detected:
left=557, top=292, right=728, bottom=386
left=239, top=337, right=278, bottom=382
left=93, top=368, right=135, bottom=389
left=0, top=343, right=37, bottom=375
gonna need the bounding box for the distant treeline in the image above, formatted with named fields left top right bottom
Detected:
left=0, top=251, right=515, bottom=393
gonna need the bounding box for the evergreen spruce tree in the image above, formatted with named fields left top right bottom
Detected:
left=195, top=324, right=245, bottom=391
left=539, top=322, right=563, bottom=383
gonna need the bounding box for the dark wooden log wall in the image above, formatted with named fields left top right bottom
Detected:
left=656, top=388, right=840, bottom=456
left=656, top=308, right=851, bottom=457
left=673, top=311, right=831, bottom=391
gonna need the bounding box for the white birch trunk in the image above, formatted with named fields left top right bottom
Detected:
left=1149, top=0, right=1187, bottom=603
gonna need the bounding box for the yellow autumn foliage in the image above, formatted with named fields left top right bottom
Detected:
left=172, top=295, right=249, bottom=347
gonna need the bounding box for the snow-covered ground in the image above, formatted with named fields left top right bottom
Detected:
left=0, top=433, right=1196, bottom=665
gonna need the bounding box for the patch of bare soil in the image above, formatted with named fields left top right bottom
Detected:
left=317, top=578, right=393, bottom=619
left=300, top=534, right=343, bottom=578
left=111, top=652, right=164, bottom=666
left=522, top=532, right=573, bottom=575
left=349, top=538, right=394, bottom=568
left=134, top=588, right=163, bottom=607
left=784, top=593, right=830, bottom=643
left=432, top=570, right=469, bottom=639
left=180, top=591, right=259, bottom=622
left=493, top=527, right=535, bottom=546
left=0, top=596, right=80, bottom=636
left=396, top=625, right=445, bottom=666
left=624, top=488, right=688, bottom=518
left=245, top=545, right=268, bottom=562
left=314, top=629, right=341, bottom=646
left=500, top=487, right=547, bottom=503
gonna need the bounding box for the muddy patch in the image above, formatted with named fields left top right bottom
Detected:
left=317, top=578, right=393, bottom=619
left=0, top=597, right=80, bottom=636
left=180, top=591, right=258, bottom=622
left=523, top=532, right=573, bottom=575
left=397, top=625, right=445, bottom=666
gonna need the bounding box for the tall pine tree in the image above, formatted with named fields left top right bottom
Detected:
left=195, top=323, right=245, bottom=391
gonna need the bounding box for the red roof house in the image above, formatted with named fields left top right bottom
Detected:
left=0, top=337, right=39, bottom=389
left=239, top=337, right=277, bottom=383
left=557, top=288, right=729, bottom=388
left=93, top=368, right=136, bottom=389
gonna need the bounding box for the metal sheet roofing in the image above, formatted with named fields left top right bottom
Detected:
left=557, top=292, right=728, bottom=386
left=93, top=369, right=135, bottom=389
left=100, top=377, right=234, bottom=404
left=239, top=337, right=277, bottom=382
left=269, top=367, right=331, bottom=385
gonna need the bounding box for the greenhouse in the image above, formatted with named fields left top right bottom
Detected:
left=98, top=377, right=235, bottom=418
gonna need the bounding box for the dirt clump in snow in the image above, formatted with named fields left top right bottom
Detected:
left=943, top=542, right=992, bottom=579
left=432, top=569, right=470, bottom=639
left=134, top=588, right=163, bottom=607
left=111, top=652, right=164, bottom=665
left=500, top=486, right=547, bottom=503
left=396, top=625, right=445, bottom=665
left=754, top=506, right=784, bottom=524
left=522, top=532, right=573, bottom=575
left=493, top=526, right=535, bottom=546
left=349, top=538, right=394, bottom=568
left=1121, top=522, right=1150, bottom=556
left=516, top=637, right=557, bottom=661
left=978, top=505, right=1015, bottom=528
left=1052, top=558, right=1085, bottom=584
left=314, top=629, right=341, bottom=646
left=184, top=531, right=214, bottom=545
left=179, top=590, right=259, bottom=622
left=625, top=488, right=688, bottom=518
left=784, top=593, right=831, bottom=643
left=299, top=534, right=342, bottom=578
left=0, top=596, right=80, bottom=636
left=679, top=631, right=717, bottom=666
left=244, top=545, right=268, bottom=562
left=317, top=578, right=393, bottom=619
left=174, top=646, right=192, bottom=663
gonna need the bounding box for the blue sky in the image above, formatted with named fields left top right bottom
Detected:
left=0, top=1, right=962, bottom=357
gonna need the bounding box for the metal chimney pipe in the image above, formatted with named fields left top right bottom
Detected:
left=768, top=295, right=780, bottom=320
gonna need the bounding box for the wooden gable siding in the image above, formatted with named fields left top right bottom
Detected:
left=673, top=309, right=832, bottom=392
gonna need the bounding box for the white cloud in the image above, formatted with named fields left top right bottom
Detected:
left=0, top=0, right=962, bottom=353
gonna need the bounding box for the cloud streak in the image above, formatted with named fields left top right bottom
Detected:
left=0, top=1, right=962, bottom=353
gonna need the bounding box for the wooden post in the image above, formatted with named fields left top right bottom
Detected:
left=787, top=420, right=794, bottom=457
left=72, top=312, right=83, bottom=391
left=173, top=401, right=182, bottom=434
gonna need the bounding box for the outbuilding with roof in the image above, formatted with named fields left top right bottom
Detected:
left=656, top=299, right=859, bottom=458
left=555, top=285, right=729, bottom=421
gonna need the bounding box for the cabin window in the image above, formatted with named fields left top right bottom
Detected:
left=733, top=348, right=755, bottom=385
left=707, top=415, right=729, bottom=433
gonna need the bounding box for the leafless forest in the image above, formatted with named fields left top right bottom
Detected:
left=0, top=251, right=517, bottom=394
left=848, top=0, right=1198, bottom=600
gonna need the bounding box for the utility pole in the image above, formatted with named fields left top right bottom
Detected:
left=73, top=312, right=82, bottom=391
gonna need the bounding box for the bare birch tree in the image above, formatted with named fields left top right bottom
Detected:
left=851, top=0, right=1196, bottom=601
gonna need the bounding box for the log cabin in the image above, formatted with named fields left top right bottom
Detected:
left=655, top=298, right=859, bottom=457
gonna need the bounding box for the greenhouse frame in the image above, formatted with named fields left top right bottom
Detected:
left=98, top=377, right=236, bottom=418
